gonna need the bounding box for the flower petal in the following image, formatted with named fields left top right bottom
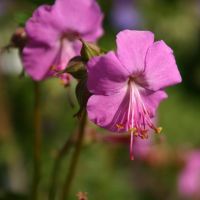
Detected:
left=25, top=5, right=61, bottom=45
left=87, top=90, right=128, bottom=132
left=116, top=30, right=154, bottom=74
left=144, top=40, right=182, bottom=91
left=134, top=136, right=152, bottom=158
left=87, top=51, right=129, bottom=95
left=52, top=39, right=81, bottom=70
left=22, top=42, right=58, bottom=80
left=22, top=40, right=79, bottom=81
left=54, top=0, right=104, bottom=41
left=141, top=90, right=168, bottom=117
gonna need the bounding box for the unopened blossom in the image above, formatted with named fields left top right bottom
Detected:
left=22, top=0, right=103, bottom=82
left=178, top=151, right=200, bottom=199
left=86, top=30, right=182, bottom=160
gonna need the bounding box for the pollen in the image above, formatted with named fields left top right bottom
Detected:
left=140, top=135, right=145, bottom=139
left=128, top=128, right=139, bottom=137
left=129, top=127, right=137, bottom=133
left=116, top=123, right=124, bottom=130
left=50, top=65, right=57, bottom=71
left=155, top=127, right=163, bottom=134
left=134, top=132, right=139, bottom=137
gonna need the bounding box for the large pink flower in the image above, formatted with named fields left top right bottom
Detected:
left=22, top=0, right=103, bottom=81
left=86, top=30, right=182, bottom=160
left=178, top=151, right=200, bottom=199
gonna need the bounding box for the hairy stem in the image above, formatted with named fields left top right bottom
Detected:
left=48, top=134, right=73, bottom=200
left=61, top=111, right=87, bottom=200
left=32, top=82, right=42, bottom=200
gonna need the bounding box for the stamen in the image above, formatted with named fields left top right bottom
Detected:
left=50, top=65, right=57, bottom=71
left=128, top=127, right=137, bottom=133
left=140, top=135, right=145, bottom=139
left=155, top=127, right=163, bottom=134
left=116, top=123, right=124, bottom=130
left=134, top=132, right=139, bottom=137
left=115, top=80, right=163, bottom=160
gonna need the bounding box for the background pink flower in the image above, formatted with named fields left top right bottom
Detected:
left=22, top=0, right=104, bottom=81
left=178, top=151, right=200, bottom=199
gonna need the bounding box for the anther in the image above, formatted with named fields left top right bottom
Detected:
left=50, top=65, right=57, bottom=71
left=155, top=127, right=163, bottom=134
left=134, top=132, right=138, bottom=137
left=144, top=133, right=149, bottom=139
left=140, top=135, right=145, bottom=139
left=116, top=124, right=124, bottom=130
left=129, top=127, right=137, bottom=133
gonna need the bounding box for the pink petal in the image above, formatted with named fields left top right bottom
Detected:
left=116, top=30, right=154, bottom=74
left=178, top=168, right=200, bottom=197
left=134, top=136, right=152, bottom=158
left=87, top=51, right=129, bottom=95
left=87, top=91, right=128, bottom=132
left=53, top=39, right=81, bottom=70
left=178, top=151, right=200, bottom=198
left=22, top=40, right=79, bottom=81
left=54, top=0, right=104, bottom=41
left=22, top=42, right=59, bottom=80
left=25, top=5, right=61, bottom=44
left=144, top=40, right=182, bottom=91
left=141, top=90, right=168, bottom=117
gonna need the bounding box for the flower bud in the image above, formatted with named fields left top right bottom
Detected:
left=11, top=27, right=27, bottom=51
left=74, top=78, right=91, bottom=118
left=65, top=56, right=86, bottom=80
left=80, top=40, right=103, bottom=61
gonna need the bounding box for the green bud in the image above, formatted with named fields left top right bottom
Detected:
left=80, top=40, right=103, bottom=61
left=74, top=78, right=91, bottom=118
left=11, top=27, right=27, bottom=50
left=60, top=56, right=87, bottom=80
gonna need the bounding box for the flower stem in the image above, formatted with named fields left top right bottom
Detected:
left=48, top=134, right=73, bottom=200
left=32, top=82, right=42, bottom=200
left=61, top=111, right=87, bottom=200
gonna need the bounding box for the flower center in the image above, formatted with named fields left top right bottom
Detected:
left=61, top=31, right=80, bottom=41
left=116, top=77, right=162, bottom=160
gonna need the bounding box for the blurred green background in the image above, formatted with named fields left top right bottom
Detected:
left=0, top=0, right=200, bottom=199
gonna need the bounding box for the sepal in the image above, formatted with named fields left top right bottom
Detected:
left=80, top=40, right=104, bottom=61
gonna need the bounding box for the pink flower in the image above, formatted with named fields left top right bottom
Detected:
left=86, top=30, right=182, bottom=160
left=178, top=151, right=200, bottom=199
left=22, top=0, right=103, bottom=81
